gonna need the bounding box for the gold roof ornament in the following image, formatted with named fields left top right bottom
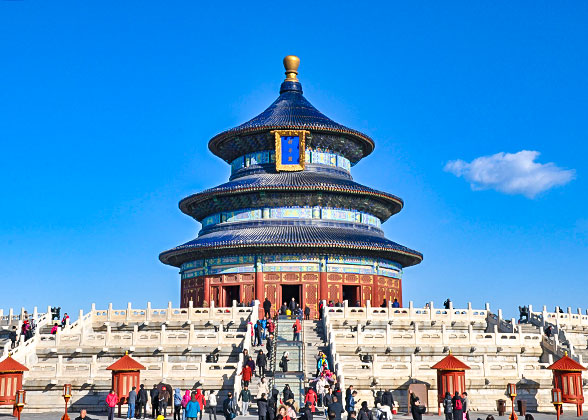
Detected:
left=283, top=55, right=300, bottom=81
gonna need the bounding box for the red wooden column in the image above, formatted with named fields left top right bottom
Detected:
left=255, top=258, right=264, bottom=305
left=107, top=353, right=146, bottom=418
left=203, top=277, right=211, bottom=305
left=548, top=352, right=586, bottom=416
left=431, top=353, right=470, bottom=415
left=319, top=257, right=328, bottom=303
left=0, top=356, right=28, bottom=416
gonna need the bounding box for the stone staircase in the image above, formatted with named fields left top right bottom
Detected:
left=303, top=320, right=329, bottom=379
left=271, top=317, right=305, bottom=408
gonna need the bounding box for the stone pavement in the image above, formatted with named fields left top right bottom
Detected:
left=3, top=412, right=588, bottom=420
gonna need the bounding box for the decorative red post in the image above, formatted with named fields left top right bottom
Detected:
left=547, top=352, right=586, bottom=417
left=14, top=390, right=25, bottom=420
left=431, top=352, right=470, bottom=415
left=107, top=352, right=146, bottom=418
left=507, top=383, right=517, bottom=420
left=552, top=388, right=563, bottom=420
left=62, top=383, right=72, bottom=420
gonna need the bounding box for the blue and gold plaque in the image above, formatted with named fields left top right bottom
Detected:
left=272, top=129, right=308, bottom=171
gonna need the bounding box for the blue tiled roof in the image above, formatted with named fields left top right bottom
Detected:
left=179, top=171, right=403, bottom=221
left=208, top=81, right=374, bottom=160
left=159, top=224, right=422, bottom=268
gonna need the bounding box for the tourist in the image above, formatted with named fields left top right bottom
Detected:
left=323, top=387, right=333, bottom=415
left=301, top=402, right=313, bottom=420
left=256, top=377, right=269, bottom=400
left=280, top=351, right=289, bottom=372
left=173, top=389, right=182, bottom=420
left=9, top=326, right=17, bottom=349
left=75, top=409, right=93, bottom=420
left=304, top=306, right=311, bottom=320
left=186, top=393, right=202, bottom=420
left=261, top=316, right=268, bottom=340
left=305, top=387, right=317, bottom=412
left=150, top=385, right=159, bottom=418
left=106, top=389, right=119, bottom=420
left=50, top=322, right=59, bottom=335
left=61, top=312, right=70, bottom=328
left=206, top=390, right=218, bottom=420
left=288, top=298, right=297, bottom=313
left=348, top=411, right=357, bottom=420
left=335, top=300, right=342, bottom=308
left=345, top=385, right=354, bottom=408
left=282, top=384, right=294, bottom=405
left=285, top=403, right=297, bottom=419
left=256, top=350, right=267, bottom=376
left=280, top=302, right=287, bottom=315
left=410, top=397, right=425, bottom=420
left=246, top=356, right=256, bottom=377
left=451, top=392, right=463, bottom=420
left=443, top=299, right=451, bottom=310
left=443, top=392, right=453, bottom=420
left=222, top=392, right=236, bottom=420
left=358, top=401, right=373, bottom=420
left=267, top=318, right=275, bottom=335
left=317, top=353, right=328, bottom=374
left=257, top=393, right=268, bottom=420
left=346, top=390, right=358, bottom=413
left=293, top=318, right=301, bottom=341
left=128, top=386, right=137, bottom=419
left=268, top=389, right=278, bottom=420
left=318, top=301, right=324, bottom=320
left=333, top=384, right=342, bottom=403
left=461, top=392, right=469, bottom=420
left=196, top=389, right=206, bottom=420
left=266, top=334, right=274, bottom=357
left=240, top=362, right=252, bottom=387
left=181, top=390, right=191, bottom=420
left=380, top=299, right=387, bottom=308
left=263, top=298, right=272, bottom=318
left=238, top=384, right=251, bottom=416
left=376, top=402, right=392, bottom=420
left=137, top=384, right=148, bottom=419
left=159, top=386, right=170, bottom=417
left=381, top=389, right=394, bottom=411
left=327, top=395, right=344, bottom=420
left=316, top=375, right=328, bottom=407
left=242, top=349, right=249, bottom=360
left=278, top=406, right=290, bottom=420
left=391, top=299, right=400, bottom=308
left=328, top=301, right=334, bottom=308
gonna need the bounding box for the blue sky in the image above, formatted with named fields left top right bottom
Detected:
left=1, top=2, right=586, bottom=319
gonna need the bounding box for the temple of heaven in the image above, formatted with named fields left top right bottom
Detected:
left=160, top=56, right=422, bottom=316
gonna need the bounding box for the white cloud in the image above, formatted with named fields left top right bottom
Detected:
left=444, top=150, right=575, bottom=198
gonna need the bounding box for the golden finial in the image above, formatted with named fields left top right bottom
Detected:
left=283, top=55, right=300, bottom=81
left=125, top=350, right=129, bottom=356
left=565, top=351, right=568, bottom=357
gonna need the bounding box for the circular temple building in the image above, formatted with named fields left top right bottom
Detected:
left=160, top=56, right=422, bottom=316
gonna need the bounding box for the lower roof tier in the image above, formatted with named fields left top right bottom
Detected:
left=179, top=171, right=403, bottom=222
left=159, top=224, right=423, bottom=268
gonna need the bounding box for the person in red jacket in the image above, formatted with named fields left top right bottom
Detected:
left=194, top=389, right=206, bottom=420
left=106, top=390, right=119, bottom=420
left=293, top=319, right=302, bottom=341
left=241, top=364, right=253, bottom=387
left=305, top=388, right=317, bottom=412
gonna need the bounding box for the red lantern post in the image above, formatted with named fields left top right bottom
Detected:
left=14, top=390, right=25, bottom=420
left=62, top=383, right=72, bottom=420
left=552, top=388, right=563, bottom=420
left=431, top=352, right=470, bottom=415
left=507, top=383, right=517, bottom=420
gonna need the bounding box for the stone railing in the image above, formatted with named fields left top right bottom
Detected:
left=27, top=355, right=240, bottom=382
left=233, top=301, right=257, bottom=402
left=529, top=305, right=588, bottom=329
left=328, top=324, right=542, bottom=348
left=323, top=301, right=489, bottom=324
left=37, top=327, right=248, bottom=350
left=2, top=309, right=52, bottom=363
left=322, top=300, right=345, bottom=392
left=92, top=301, right=254, bottom=324
left=336, top=353, right=552, bottom=381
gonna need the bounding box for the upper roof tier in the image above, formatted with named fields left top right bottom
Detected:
left=208, top=56, right=375, bottom=164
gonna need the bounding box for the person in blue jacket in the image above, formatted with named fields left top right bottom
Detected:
left=185, top=394, right=202, bottom=420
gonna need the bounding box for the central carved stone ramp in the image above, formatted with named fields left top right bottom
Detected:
left=272, top=317, right=305, bottom=408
